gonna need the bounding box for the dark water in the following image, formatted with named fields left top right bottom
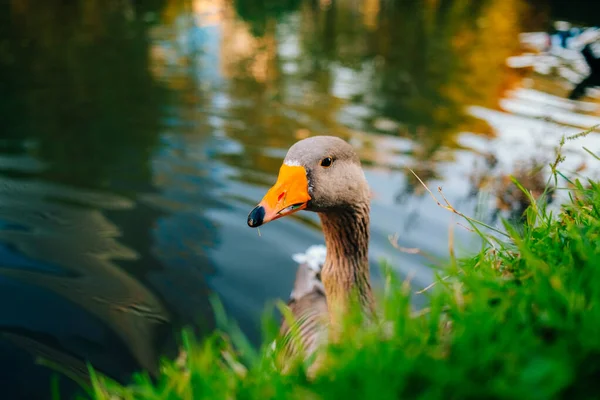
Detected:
left=0, top=0, right=599, bottom=398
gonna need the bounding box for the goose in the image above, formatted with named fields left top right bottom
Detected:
left=247, top=135, right=375, bottom=364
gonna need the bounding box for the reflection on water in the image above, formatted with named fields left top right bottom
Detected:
left=1, top=0, right=599, bottom=398
left=0, top=174, right=169, bottom=373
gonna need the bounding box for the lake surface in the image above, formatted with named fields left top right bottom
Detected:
left=0, top=0, right=599, bottom=398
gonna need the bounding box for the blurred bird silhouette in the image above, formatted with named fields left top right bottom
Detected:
left=569, top=43, right=600, bottom=100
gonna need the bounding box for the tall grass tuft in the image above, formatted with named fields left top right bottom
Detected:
left=76, top=137, right=600, bottom=400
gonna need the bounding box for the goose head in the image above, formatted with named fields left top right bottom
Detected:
left=247, top=136, right=369, bottom=227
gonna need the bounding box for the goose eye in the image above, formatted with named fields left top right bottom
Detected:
left=320, top=157, right=333, bottom=168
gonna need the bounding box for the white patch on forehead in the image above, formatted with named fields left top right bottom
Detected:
left=284, top=159, right=302, bottom=167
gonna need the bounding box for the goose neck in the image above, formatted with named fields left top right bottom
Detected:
left=319, top=203, right=374, bottom=327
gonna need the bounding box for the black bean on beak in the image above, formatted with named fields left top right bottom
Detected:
left=247, top=205, right=265, bottom=227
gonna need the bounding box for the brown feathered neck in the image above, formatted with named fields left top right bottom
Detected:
left=319, top=201, right=375, bottom=334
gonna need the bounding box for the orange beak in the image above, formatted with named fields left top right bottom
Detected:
left=247, top=164, right=311, bottom=227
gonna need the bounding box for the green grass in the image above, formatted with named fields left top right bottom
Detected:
left=75, top=138, right=600, bottom=400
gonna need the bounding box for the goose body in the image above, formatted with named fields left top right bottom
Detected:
left=279, top=246, right=328, bottom=359
left=248, top=136, right=375, bottom=363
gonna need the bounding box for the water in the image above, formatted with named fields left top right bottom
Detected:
left=0, top=0, right=599, bottom=398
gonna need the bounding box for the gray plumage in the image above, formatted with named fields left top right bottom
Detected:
left=278, top=248, right=328, bottom=361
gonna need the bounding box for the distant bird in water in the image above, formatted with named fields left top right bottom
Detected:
left=552, top=21, right=575, bottom=49
left=569, top=42, right=600, bottom=101
left=247, top=136, right=376, bottom=367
